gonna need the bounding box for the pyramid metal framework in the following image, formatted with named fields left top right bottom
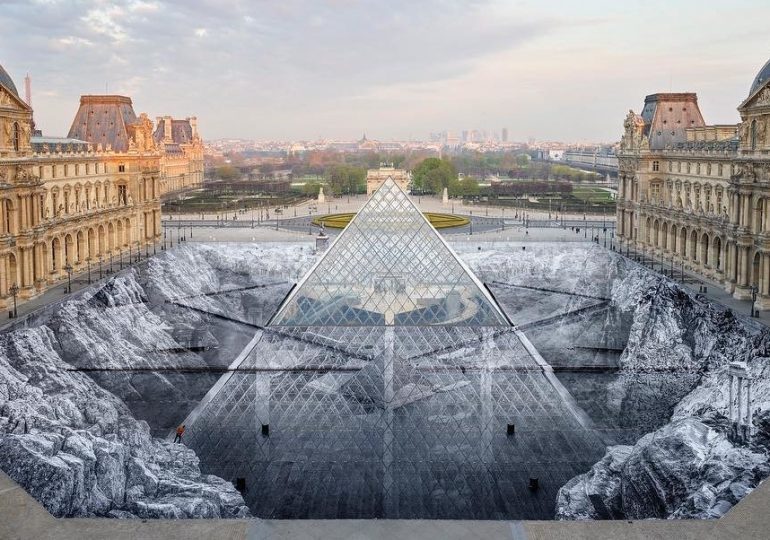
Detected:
left=269, top=177, right=509, bottom=327
left=179, top=183, right=604, bottom=519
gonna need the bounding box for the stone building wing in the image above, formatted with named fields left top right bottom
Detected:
left=67, top=95, right=139, bottom=152
left=640, top=93, right=705, bottom=150
left=152, top=117, right=199, bottom=156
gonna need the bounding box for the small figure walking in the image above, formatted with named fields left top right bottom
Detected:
left=173, top=424, right=185, bottom=444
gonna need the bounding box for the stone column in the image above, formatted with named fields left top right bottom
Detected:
left=743, top=195, right=751, bottom=230
left=19, top=248, right=27, bottom=288
left=0, top=254, right=6, bottom=297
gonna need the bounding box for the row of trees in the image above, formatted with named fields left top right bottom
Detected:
left=326, top=164, right=367, bottom=195
left=412, top=158, right=457, bottom=193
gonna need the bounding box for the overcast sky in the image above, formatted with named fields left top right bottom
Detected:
left=1, top=0, right=769, bottom=142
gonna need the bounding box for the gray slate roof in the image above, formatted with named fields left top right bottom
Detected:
left=0, top=64, right=19, bottom=97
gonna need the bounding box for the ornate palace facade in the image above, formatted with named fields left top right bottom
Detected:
left=616, top=58, right=770, bottom=310
left=0, top=64, right=202, bottom=311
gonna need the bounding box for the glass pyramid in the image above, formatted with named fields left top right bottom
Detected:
left=270, top=178, right=509, bottom=327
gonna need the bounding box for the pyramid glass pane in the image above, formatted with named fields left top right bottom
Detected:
left=270, top=178, right=509, bottom=327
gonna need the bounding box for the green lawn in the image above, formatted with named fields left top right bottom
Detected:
left=572, top=187, right=614, bottom=203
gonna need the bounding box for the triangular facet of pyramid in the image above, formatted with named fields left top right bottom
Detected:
left=270, top=178, right=509, bottom=327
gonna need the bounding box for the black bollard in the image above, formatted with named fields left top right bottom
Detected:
left=261, top=423, right=270, bottom=437
left=529, top=477, right=539, bottom=491
left=507, top=423, right=515, bottom=436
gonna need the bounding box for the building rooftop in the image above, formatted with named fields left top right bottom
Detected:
left=750, top=57, right=770, bottom=96
left=67, top=95, right=138, bottom=152
left=0, top=64, right=18, bottom=97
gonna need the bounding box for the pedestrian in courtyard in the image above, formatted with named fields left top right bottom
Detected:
left=174, top=424, right=185, bottom=443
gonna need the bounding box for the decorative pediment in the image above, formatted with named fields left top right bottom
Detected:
left=740, top=80, right=770, bottom=111
left=0, top=86, right=31, bottom=112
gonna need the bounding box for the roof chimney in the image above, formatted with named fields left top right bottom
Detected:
left=164, top=116, right=173, bottom=143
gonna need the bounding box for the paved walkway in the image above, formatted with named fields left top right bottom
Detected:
left=0, top=240, right=165, bottom=331
left=618, top=244, right=770, bottom=328
left=165, top=192, right=615, bottom=224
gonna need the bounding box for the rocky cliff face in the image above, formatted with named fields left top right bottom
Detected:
left=0, top=325, right=250, bottom=518
left=557, top=264, right=770, bottom=520
left=0, top=243, right=318, bottom=518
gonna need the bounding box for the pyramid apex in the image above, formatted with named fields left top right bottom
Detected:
left=270, top=178, right=509, bottom=328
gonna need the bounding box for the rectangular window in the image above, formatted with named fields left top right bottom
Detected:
left=118, top=164, right=125, bottom=172
left=652, top=161, right=660, bottom=172
left=650, top=183, right=661, bottom=203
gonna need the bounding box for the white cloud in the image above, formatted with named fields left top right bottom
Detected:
left=57, top=35, right=94, bottom=47
left=81, top=4, right=129, bottom=42
left=194, top=28, right=208, bottom=38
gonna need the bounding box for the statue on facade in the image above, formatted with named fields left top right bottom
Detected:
left=0, top=90, right=12, bottom=106
left=755, top=87, right=770, bottom=106
left=621, top=110, right=646, bottom=151
left=130, top=114, right=156, bottom=152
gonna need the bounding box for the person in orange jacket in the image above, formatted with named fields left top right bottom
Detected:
left=173, top=424, right=185, bottom=443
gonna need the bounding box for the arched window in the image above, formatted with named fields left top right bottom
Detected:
left=12, top=122, right=19, bottom=151
left=751, top=119, right=757, bottom=150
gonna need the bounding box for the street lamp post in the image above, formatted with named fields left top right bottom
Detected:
left=64, top=263, right=73, bottom=293
left=87, top=260, right=91, bottom=284
left=9, top=283, right=19, bottom=319
left=99, top=256, right=103, bottom=280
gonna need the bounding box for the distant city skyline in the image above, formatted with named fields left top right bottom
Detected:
left=1, top=0, right=768, bottom=142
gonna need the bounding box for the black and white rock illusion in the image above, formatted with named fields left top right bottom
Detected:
left=0, top=241, right=768, bottom=520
